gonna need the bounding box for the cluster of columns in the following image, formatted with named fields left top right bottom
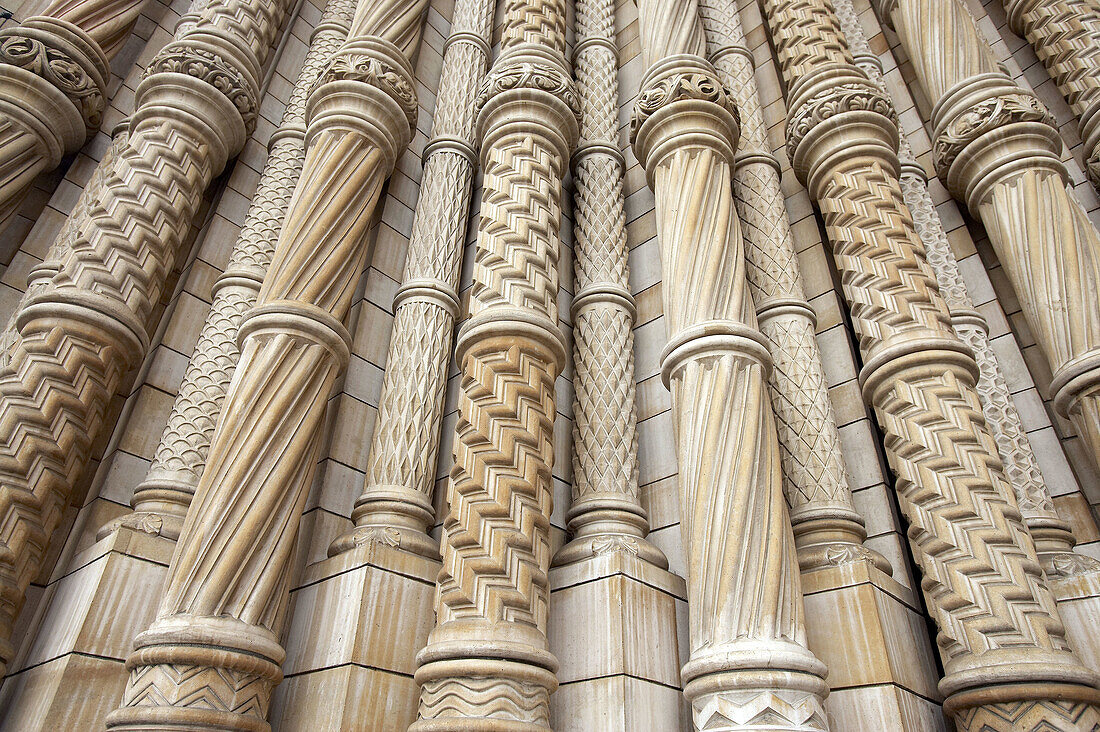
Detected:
left=0, top=0, right=1099, bottom=727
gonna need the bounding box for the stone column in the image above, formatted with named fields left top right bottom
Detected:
left=410, top=0, right=579, bottom=728
left=328, top=0, right=495, bottom=560
left=835, top=0, right=1100, bottom=673
left=999, top=0, right=1100, bottom=186
left=876, top=0, right=1100, bottom=482
left=0, top=0, right=288, bottom=679
left=765, top=0, right=1100, bottom=725
left=105, top=1, right=428, bottom=728
left=0, top=0, right=166, bottom=228
left=629, top=1, right=831, bottom=730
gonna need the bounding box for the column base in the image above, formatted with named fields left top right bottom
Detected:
left=548, top=551, right=688, bottom=731
left=800, top=558, right=947, bottom=731
left=1048, top=564, right=1100, bottom=674
left=0, top=526, right=174, bottom=730
left=269, top=542, right=439, bottom=731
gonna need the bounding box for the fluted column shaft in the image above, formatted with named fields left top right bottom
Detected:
left=1000, top=0, right=1100, bottom=186
left=105, top=3, right=427, bottom=730
left=328, top=0, right=495, bottom=560
left=549, top=0, right=666, bottom=570
left=766, top=0, right=1100, bottom=725
left=629, top=2, right=830, bottom=730
left=411, top=1, right=579, bottom=728
left=697, top=0, right=889, bottom=576
left=0, top=0, right=288, bottom=679
left=876, top=0, right=1100, bottom=480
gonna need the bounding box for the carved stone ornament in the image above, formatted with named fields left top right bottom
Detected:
left=629, top=66, right=738, bottom=143
left=144, top=42, right=258, bottom=133
left=318, top=45, right=419, bottom=129
left=474, top=57, right=581, bottom=123
left=933, top=91, right=1054, bottom=172
left=785, top=80, right=895, bottom=161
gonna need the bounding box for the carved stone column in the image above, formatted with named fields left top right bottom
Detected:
left=328, top=0, right=494, bottom=560
left=766, top=0, right=1100, bottom=725
left=999, top=0, right=1100, bottom=186
left=835, top=0, right=1100, bottom=673
left=0, top=0, right=288, bottom=679
left=411, top=1, right=579, bottom=728
left=104, top=2, right=427, bottom=728
left=875, top=0, right=1100, bottom=483
left=628, top=2, right=831, bottom=730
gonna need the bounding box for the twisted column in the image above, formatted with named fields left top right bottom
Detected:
left=629, top=2, right=830, bottom=730
left=875, top=0, right=1100, bottom=481
left=328, top=0, right=495, bottom=560
left=1000, top=0, right=1100, bottom=186
left=549, top=0, right=666, bottom=569
left=766, top=0, right=1100, bottom=725
left=105, top=1, right=428, bottom=728
left=696, top=0, right=889, bottom=576
left=97, top=0, right=356, bottom=545
left=0, top=0, right=288, bottom=679
left=411, top=1, right=579, bottom=728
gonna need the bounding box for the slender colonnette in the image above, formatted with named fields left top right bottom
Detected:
left=763, top=0, right=1100, bottom=724
left=834, top=0, right=1100, bottom=669
left=630, top=0, right=831, bottom=729
left=874, top=0, right=1100, bottom=479
left=411, top=0, right=580, bottom=726
left=697, top=0, right=889, bottom=575
left=329, top=0, right=496, bottom=560
left=550, top=0, right=666, bottom=569
left=106, top=1, right=428, bottom=728
left=0, top=0, right=289, bottom=679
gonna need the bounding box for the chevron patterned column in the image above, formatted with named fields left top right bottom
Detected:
left=328, top=0, right=495, bottom=560
left=765, top=0, right=1100, bottom=725
left=1000, top=0, right=1100, bottom=187
left=0, top=0, right=290, bottom=679
left=874, top=0, right=1100, bottom=485
left=410, top=1, right=579, bottom=728
left=629, top=1, right=831, bottom=730
left=105, top=2, right=428, bottom=729
left=835, top=0, right=1100, bottom=674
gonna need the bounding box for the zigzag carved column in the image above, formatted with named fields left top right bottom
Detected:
left=999, top=0, right=1100, bottom=186
left=874, top=0, right=1100, bottom=484
left=328, top=0, right=495, bottom=560
left=834, top=0, right=1100, bottom=673
left=411, top=0, right=579, bottom=727
left=696, top=0, right=888, bottom=576
left=630, top=1, right=831, bottom=729
left=764, top=0, right=1100, bottom=725
left=105, top=2, right=428, bottom=728
left=0, top=0, right=288, bottom=679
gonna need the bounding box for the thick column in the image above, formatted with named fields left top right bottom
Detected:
left=545, top=0, right=681, bottom=726
left=876, top=0, right=1100, bottom=479
left=328, top=0, right=494, bottom=560
left=630, top=1, right=831, bottom=730
left=411, top=0, right=579, bottom=728
left=0, top=0, right=288, bottom=679
left=105, top=2, right=427, bottom=729
left=835, top=0, right=1100, bottom=674
left=765, top=0, right=1100, bottom=726
left=1000, top=0, right=1100, bottom=186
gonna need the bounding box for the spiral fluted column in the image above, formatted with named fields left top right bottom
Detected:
left=549, top=0, right=666, bottom=570
left=105, top=2, right=427, bottom=729
left=629, top=2, right=831, bottom=730
left=411, top=0, right=579, bottom=727
left=875, top=0, right=1100, bottom=481
left=328, top=0, right=495, bottom=560
left=0, top=0, right=289, bottom=679
left=765, top=0, right=1100, bottom=725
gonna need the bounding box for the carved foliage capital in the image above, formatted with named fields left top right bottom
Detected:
left=145, top=43, right=258, bottom=133
left=318, top=43, right=419, bottom=130
left=785, top=81, right=894, bottom=161
left=475, top=56, right=581, bottom=124
left=933, top=91, right=1053, bottom=173
left=629, top=65, right=738, bottom=144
